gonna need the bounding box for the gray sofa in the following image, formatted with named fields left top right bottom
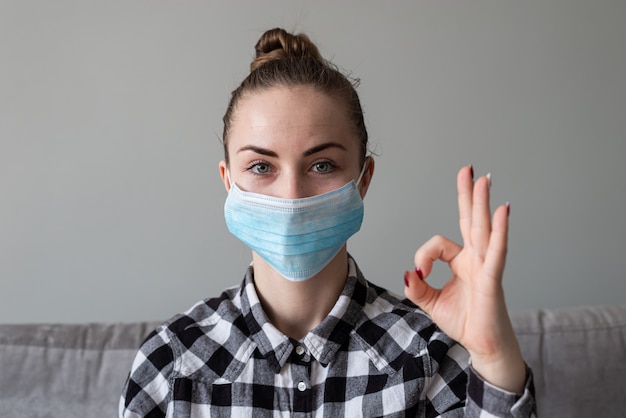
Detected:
left=1, top=304, right=625, bottom=417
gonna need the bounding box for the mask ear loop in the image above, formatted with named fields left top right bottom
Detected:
left=356, top=157, right=370, bottom=186
left=226, top=169, right=233, bottom=190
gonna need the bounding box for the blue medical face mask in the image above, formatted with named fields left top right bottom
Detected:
left=224, top=166, right=367, bottom=281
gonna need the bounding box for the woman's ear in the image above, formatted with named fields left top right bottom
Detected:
left=218, top=160, right=231, bottom=192
left=358, top=156, right=375, bottom=199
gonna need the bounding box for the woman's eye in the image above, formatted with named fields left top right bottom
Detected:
left=312, top=161, right=334, bottom=173
left=249, top=162, right=271, bottom=174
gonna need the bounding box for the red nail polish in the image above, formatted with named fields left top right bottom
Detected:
left=415, top=267, right=424, bottom=281
left=506, top=202, right=511, bottom=216
left=404, top=271, right=410, bottom=287
left=469, top=164, right=474, bottom=179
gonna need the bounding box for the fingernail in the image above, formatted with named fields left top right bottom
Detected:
left=486, top=172, right=492, bottom=189
left=506, top=201, right=511, bottom=216
left=469, top=164, right=474, bottom=179
left=404, top=271, right=410, bottom=287
left=415, top=267, right=424, bottom=281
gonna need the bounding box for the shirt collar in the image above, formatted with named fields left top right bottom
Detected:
left=304, top=257, right=368, bottom=366
left=239, top=265, right=293, bottom=373
left=238, top=256, right=369, bottom=371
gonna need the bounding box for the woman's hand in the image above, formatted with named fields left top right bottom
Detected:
left=404, top=165, right=527, bottom=393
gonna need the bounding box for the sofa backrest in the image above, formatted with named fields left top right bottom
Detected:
left=0, top=322, right=160, bottom=418
left=1, top=305, right=625, bottom=417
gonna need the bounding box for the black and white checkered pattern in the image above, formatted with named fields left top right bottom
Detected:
left=120, top=258, right=536, bottom=417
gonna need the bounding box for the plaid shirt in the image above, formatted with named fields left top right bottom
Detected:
left=120, top=258, right=536, bottom=417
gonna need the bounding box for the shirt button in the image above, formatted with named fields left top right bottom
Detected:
left=297, top=381, right=307, bottom=392
left=295, top=345, right=306, bottom=356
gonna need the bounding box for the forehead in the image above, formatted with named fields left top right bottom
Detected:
left=227, top=85, right=358, bottom=151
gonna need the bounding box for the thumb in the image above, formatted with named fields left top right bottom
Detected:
left=404, top=268, right=439, bottom=314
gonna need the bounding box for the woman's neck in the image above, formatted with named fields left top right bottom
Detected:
left=251, top=248, right=349, bottom=341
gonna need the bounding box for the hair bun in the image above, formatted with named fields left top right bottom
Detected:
left=251, top=28, right=322, bottom=72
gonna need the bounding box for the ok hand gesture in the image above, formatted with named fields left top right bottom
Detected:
left=404, top=165, right=526, bottom=392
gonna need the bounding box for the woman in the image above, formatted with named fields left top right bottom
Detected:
left=120, top=28, right=536, bottom=417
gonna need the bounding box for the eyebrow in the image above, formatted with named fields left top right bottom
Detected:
left=236, top=142, right=347, bottom=157
left=236, top=145, right=278, bottom=157
left=303, top=142, right=346, bottom=156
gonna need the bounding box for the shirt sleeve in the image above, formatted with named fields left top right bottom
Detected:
left=465, top=365, right=537, bottom=418
left=119, top=325, right=175, bottom=418
left=424, top=335, right=537, bottom=417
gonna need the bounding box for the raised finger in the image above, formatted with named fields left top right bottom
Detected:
left=483, top=203, right=510, bottom=286
left=457, top=165, right=474, bottom=245
left=471, top=174, right=492, bottom=259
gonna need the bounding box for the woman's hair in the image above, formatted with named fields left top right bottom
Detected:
left=222, top=28, right=368, bottom=166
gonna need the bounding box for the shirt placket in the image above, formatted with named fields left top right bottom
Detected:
left=291, top=343, right=313, bottom=417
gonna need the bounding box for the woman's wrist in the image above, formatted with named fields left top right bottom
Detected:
left=469, top=346, right=528, bottom=394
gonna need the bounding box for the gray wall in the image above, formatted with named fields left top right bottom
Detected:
left=1, top=0, right=625, bottom=324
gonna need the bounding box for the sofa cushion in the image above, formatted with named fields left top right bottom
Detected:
left=511, top=304, right=626, bottom=418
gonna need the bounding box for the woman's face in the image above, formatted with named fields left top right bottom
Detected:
left=219, top=85, right=373, bottom=199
